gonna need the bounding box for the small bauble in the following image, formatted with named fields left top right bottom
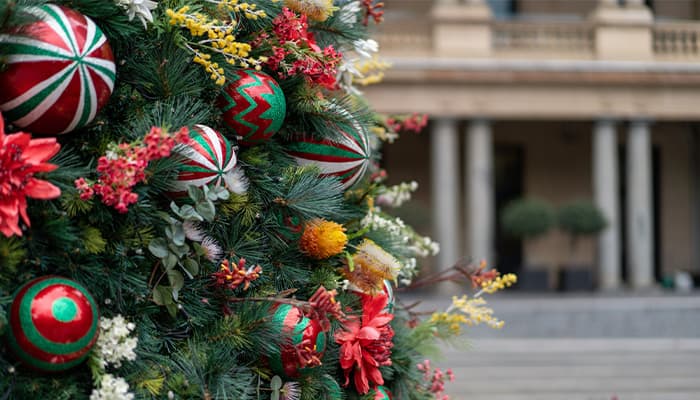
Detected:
left=217, top=70, right=286, bottom=145
left=0, top=5, right=116, bottom=134
left=170, top=124, right=238, bottom=195
left=6, top=276, right=99, bottom=371
left=383, top=280, right=395, bottom=314
left=369, top=386, right=393, bottom=400
left=285, top=119, right=371, bottom=189
left=269, top=304, right=327, bottom=378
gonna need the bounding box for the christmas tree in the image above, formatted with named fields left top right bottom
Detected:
left=0, top=1, right=515, bottom=399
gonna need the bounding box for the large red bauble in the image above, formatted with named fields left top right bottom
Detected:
left=6, top=276, right=100, bottom=371
left=0, top=5, right=116, bottom=134
left=217, top=69, right=286, bottom=146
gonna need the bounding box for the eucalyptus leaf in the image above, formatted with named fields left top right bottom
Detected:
left=164, top=252, right=178, bottom=269
left=270, top=376, right=282, bottom=390
left=148, top=238, right=169, bottom=258
left=172, top=223, right=186, bottom=246
left=196, top=201, right=216, bottom=222
left=183, top=258, right=200, bottom=277
left=188, top=185, right=205, bottom=202
left=153, top=285, right=173, bottom=305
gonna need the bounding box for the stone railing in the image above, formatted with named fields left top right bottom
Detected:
left=374, top=4, right=700, bottom=62
left=653, top=22, right=700, bottom=59
left=492, top=21, right=595, bottom=58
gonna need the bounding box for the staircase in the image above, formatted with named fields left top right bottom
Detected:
left=403, top=293, right=700, bottom=400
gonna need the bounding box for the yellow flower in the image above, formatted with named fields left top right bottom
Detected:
left=300, top=218, right=348, bottom=259
left=284, top=0, right=337, bottom=21
left=342, top=239, right=400, bottom=295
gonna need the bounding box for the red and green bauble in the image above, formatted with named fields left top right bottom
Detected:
left=6, top=276, right=99, bottom=371
left=383, top=280, right=395, bottom=314
left=170, top=124, right=238, bottom=195
left=369, top=386, right=393, bottom=400
left=285, top=119, right=371, bottom=189
left=269, top=304, right=327, bottom=378
left=0, top=4, right=116, bottom=135
left=217, top=69, right=286, bottom=145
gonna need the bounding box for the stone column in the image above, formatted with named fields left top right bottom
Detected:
left=627, top=120, right=655, bottom=289
left=593, top=120, right=621, bottom=290
left=466, top=119, right=494, bottom=265
left=431, top=118, right=461, bottom=273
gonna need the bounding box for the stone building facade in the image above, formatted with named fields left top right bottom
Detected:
left=366, top=0, right=700, bottom=290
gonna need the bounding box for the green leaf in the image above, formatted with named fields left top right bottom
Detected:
left=270, top=375, right=282, bottom=400
left=183, top=258, right=200, bottom=277
left=167, top=270, right=184, bottom=301
left=188, top=185, right=205, bottom=202
left=270, top=376, right=282, bottom=391
left=153, top=285, right=173, bottom=306
left=164, top=252, right=178, bottom=269
left=148, top=238, right=169, bottom=258
left=172, top=223, right=185, bottom=246
left=196, top=201, right=216, bottom=222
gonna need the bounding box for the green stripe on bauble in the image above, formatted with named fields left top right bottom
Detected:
left=7, top=276, right=99, bottom=371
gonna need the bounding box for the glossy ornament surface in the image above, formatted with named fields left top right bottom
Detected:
left=369, top=385, right=393, bottom=400
left=285, top=119, right=371, bottom=189
left=0, top=5, right=116, bottom=134
left=217, top=69, right=286, bottom=145
left=170, top=124, right=238, bottom=195
left=7, top=276, right=99, bottom=371
left=269, top=304, right=327, bottom=378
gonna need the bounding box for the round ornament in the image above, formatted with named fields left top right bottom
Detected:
left=383, top=280, right=395, bottom=314
left=170, top=124, right=238, bottom=195
left=217, top=70, right=286, bottom=145
left=6, top=276, right=99, bottom=371
left=269, top=304, right=327, bottom=378
left=0, top=4, right=116, bottom=135
left=285, top=119, right=371, bottom=189
left=369, top=386, right=393, bottom=400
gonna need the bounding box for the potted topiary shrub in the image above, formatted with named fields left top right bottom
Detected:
left=557, top=200, right=607, bottom=291
left=501, top=197, right=555, bottom=290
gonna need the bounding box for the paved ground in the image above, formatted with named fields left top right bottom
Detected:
left=400, top=292, right=700, bottom=400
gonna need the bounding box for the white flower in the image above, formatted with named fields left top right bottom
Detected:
left=90, top=374, right=134, bottom=400
left=353, top=39, right=379, bottom=59
left=200, top=236, right=223, bottom=263
left=224, top=168, right=249, bottom=194
left=339, top=1, right=361, bottom=25
left=94, top=315, right=138, bottom=369
left=116, top=0, right=158, bottom=29
left=182, top=220, right=204, bottom=242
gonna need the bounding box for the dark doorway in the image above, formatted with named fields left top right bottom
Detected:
left=619, top=145, right=662, bottom=284
left=494, top=145, right=524, bottom=274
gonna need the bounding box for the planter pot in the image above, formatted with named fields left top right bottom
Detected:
left=516, top=268, right=550, bottom=291
left=558, top=267, right=594, bottom=291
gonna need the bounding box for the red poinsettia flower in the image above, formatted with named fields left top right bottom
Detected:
left=0, top=114, right=61, bottom=237
left=335, top=292, right=394, bottom=394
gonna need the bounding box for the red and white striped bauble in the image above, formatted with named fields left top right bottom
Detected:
left=170, top=125, right=238, bottom=195
left=0, top=5, right=115, bottom=135
left=285, top=118, right=371, bottom=189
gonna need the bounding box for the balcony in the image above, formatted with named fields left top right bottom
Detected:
left=374, top=1, right=700, bottom=62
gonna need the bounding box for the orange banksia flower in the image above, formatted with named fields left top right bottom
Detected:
left=299, top=218, right=348, bottom=259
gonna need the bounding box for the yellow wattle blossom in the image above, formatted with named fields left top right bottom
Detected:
left=166, top=4, right=266, bottom=85
left=284, top=0, right=337, bottom=21
left=299, top=218, right=348, bottom=259
left=479, top=273, right=518, bottom=295
left=431, top=296, right=505, bottom=335
left=342, top=239, right=400, bottom=295
left=354, top=57, right=391, bottom=86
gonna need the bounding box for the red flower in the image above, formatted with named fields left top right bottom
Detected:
left=0, top=114, right=61, bottom=237
left=335, top=292, right=394, bottom=394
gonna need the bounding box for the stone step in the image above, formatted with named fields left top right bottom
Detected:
left=436, top=339, right=700, bottom=400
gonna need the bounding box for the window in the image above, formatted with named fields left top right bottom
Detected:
left=487, top=0, right=518, bottom=20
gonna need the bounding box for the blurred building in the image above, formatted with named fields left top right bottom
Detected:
left=366, top=0, right=700, bottom=290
